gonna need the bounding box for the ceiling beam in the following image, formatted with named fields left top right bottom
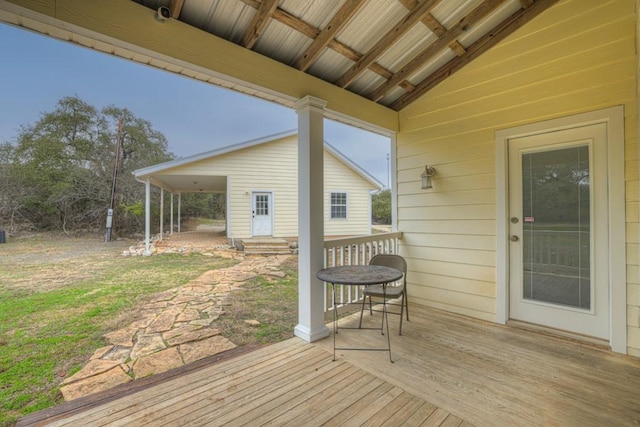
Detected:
left=294, top=0, right=366, bottom=72
left=391, top=0, right=560, bottom=110
left=240, top=0, right=279, bottom=49
left=168, top=0, right=184, bottom=19
left=449, top=40, right=467, bottom=56
left=240, top=0, right=397, bottom=81
left=335, top=0, right=442, bottom=88
left=398, top=0, right=446, bottom=36
left=369, top=0, right=505, bottom=102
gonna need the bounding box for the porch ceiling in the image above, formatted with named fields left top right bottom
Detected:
left=144, top=174, right=227, bottom=193
left=132, top=0, right=559, bottom=111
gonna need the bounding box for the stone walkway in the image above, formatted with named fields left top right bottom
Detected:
left=59, top=251, right=291, bottom=401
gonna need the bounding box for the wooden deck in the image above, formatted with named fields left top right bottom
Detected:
left=19, top=306, right=640, bottom=426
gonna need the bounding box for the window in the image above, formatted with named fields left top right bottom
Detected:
left=255, top=194, right=269, bottom=216
left=330, top=192, right=347, bottom=219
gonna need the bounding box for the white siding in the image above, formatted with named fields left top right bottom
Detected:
left=324, top=151, right=374, bottom=236
left=157, top=134, right=377, bottom=239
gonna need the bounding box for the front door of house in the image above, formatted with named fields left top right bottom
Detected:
left=508, top=123, right=609, bottom=339
left=252, top=192, right=272, bottom=236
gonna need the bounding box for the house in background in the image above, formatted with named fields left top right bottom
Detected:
left=133, top=130, right=383, bottom=246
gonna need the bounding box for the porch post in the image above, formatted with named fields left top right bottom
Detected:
left=159, top=187, right=164, bottom=241
left=144, top=179, right=151, bottom=256
left=294, top=95, right=330, bottom=342
left=170, top=193, right=174, bottom=235
left=178, top=192, right=181, bottom=233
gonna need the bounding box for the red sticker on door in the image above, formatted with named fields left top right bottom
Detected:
left=524, top=217, right=535, bottom=222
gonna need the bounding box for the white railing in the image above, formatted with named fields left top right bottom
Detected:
left=322, top=231, right=402, bottom=316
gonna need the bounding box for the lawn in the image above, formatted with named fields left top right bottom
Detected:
left=0, top=232, right=298, bottom=425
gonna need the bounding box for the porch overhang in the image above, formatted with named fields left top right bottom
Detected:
left=135, top=173, right=227, bottom=194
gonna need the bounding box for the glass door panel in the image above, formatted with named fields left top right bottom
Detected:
left=521, top=146, right=590, bottom=310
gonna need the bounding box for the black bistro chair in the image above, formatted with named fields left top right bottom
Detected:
left=359, top=254, right=409, bottom=335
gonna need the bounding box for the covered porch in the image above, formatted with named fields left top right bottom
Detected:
left=19, top=305, right=640, bottom=426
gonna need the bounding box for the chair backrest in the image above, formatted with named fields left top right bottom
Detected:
left=369, top=254, right=407, bottom=285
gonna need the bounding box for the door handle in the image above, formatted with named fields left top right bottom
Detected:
left=510, top=235, right=519, bottom=242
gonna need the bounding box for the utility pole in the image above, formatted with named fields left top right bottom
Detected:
left=386, top=152, right=390, bottom=190
left=106, top=118, right=123, bottom=242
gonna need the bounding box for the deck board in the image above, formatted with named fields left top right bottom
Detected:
left=19, top=305, right=640, bottom=426
left=314, top=306, right=640, bottom=427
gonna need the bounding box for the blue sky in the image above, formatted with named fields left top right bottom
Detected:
left=0, top=23, right=390, bottom=186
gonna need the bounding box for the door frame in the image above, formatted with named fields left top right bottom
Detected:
left=495, top=106, right=626, bottom=353
left=250, top=190, right=274, bottom=237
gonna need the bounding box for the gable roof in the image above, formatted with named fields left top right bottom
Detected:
left=134, top=130, right=384, bottom=191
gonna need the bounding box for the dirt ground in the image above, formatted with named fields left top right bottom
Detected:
left=155, top=223, right=228, bottom=249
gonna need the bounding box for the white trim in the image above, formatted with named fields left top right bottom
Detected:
left=170, top=192, right=174, bottom=235
left=329, top=191, right=349, bottom=220
left=225, top=178, right=231, bottom=239
left=495, top=106, right=626, bottom=353
left=144, top=179, right=151, bottom=256
left=295, top=95, right=330, bottom=343
left=159, top=187, right=164, bottom=241
left=390, top=134, right=398, bottom=232
left=250, top=190, right=274, bottom=237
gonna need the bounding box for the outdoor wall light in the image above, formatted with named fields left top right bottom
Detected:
left=156, top=6, right=171, bottom=22
left=421, top=165, right=436, bottom=189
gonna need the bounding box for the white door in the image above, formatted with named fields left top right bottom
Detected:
left=252, top=192, right=272, bottom=236
left=508, top=123, right=609, bottom=339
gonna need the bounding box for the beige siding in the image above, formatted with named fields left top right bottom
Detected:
left=324, top=151, right=374, bottom=237
left=396, top=0, right=639, bottom=353
left=158, top=135, right=376, bottom=239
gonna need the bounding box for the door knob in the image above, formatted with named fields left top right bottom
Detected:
left=510, top=235, right=519, bottom=242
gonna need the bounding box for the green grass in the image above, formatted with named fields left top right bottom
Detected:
left=0, top=234, right=238, bottom=425
left=218, top=256, right=299, bottom=346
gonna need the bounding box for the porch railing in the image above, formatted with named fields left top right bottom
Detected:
left=322, top=231, right=402, bottom=317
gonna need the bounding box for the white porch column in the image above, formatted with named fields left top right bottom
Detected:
left=170, top=193, right=174, bottom=235
left=159, top=187, right=164, bottom=241
left=178, top=192, right=181, bottom=233
left=294, top=95, right=329, bottom=342
left=144, top=179, right=151, bottom=256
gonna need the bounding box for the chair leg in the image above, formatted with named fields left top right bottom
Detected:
left=399, top=295, right=404, bottom=335
left=404, top=289, right=409, bottom=321
left=359, top=295, right=367, bottom=329
left=368, top=296, right=373, bottom=315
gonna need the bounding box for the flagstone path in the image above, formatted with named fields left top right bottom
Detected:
left=59, top=251, right=291, bottom=401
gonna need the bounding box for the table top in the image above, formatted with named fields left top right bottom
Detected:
left=316, top=265, right=403, bottom=286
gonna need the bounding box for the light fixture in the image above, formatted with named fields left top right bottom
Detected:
left=155, top=6, right=171, bottom=22
left=420, top=165, right=436, bottom=189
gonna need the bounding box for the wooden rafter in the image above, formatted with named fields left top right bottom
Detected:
left=222, top=0, right=558, bottom=109
left=390, top=0, right=560, bottom=110
left=168, top=0, right=184, bottom=19
left=335, top=0, right=442, bottom=88
left=449, top=40, right=467, bottom=57
left=369, top=0, right=506, bottom=102
left=239, top=0, right=397, bottom=81
left=398, top=0, right=446, bottom=36
left=240, top=0, right=279, bottom=49
left=294, top=0, right=366, bottom=72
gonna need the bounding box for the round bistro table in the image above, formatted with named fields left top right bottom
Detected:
left=317, top=265, right=403, bottom=362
